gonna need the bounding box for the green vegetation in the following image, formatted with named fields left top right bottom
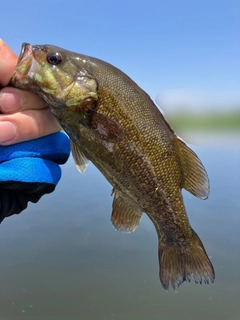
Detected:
left=166, top=109, right=240, bottom=131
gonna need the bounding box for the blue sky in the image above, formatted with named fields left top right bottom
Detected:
left=1, top=0, right=239, bottom=112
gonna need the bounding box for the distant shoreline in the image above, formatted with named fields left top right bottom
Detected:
left=171, top=129, right=240, bottom=146
left=167, top=110, right=240, bottom=131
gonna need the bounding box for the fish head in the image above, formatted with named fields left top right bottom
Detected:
left=10, top=43, right=123, bottom=144
left=10, top=43, right=98, bottom=109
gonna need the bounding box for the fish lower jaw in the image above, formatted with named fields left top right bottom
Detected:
left=28, top=59, right=39, bottom=79
left=12, top=58, right=38, bottom=87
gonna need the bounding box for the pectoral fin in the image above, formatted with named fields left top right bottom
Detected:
left=174, top=137, right=209, bottom=199
left=111, top=190, right=142, bottom=233
left=73, top=99, right=124, bottom=142
left=90, top=111, right=123, bottom=142
left=70, top=140, right=89, bottom=174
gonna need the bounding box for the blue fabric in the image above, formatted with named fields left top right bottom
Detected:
left=0, top=132, right=70, bottom=223
left=0, top=132, right=70, bottom=185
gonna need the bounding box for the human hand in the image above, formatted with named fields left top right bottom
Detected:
left=0, top=40, right=70, bottom=223
left=0, top=39, right=61, bottom=145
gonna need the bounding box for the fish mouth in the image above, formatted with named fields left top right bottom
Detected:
left=15, top=42, right=34, bottom=75
left=18, top=42, right=33, bottom=63
left=10, top=43, right=36, bottom=85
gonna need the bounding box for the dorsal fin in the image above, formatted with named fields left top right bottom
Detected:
left=111, top=190, right=142, bottom=233
left=173, top=137, right=209, bottom=199
left=70, top=140, right=89, bottom=174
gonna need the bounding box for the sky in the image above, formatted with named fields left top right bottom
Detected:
left=1, top=0, right=239, bottom=113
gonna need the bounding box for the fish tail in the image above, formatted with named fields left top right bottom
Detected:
left=158, top=229, right=215, bottom=290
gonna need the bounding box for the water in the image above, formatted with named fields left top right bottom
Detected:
left=0, top=134, right=239, bottom=320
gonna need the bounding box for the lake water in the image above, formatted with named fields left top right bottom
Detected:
left=0, top=133, right=239, bottom=320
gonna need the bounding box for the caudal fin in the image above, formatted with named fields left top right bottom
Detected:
left=159, top=229, right=215, bottom=290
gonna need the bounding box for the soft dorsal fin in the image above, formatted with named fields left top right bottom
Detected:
left=111, top=189, right=142, bottom=233
left=173, top=137, right=209, bottom=199
left=70, top=140, right=89, bottom=174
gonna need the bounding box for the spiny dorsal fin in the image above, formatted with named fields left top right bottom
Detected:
left=174, top=137, right=209, bottom=199
left=111, top=190, right=142, bottom=233
left=70, top=140, right=89, bottom=174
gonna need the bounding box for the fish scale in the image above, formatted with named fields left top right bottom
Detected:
left=10, top=43, right=215, bottom=290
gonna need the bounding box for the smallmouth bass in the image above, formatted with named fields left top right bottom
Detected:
left=10, top=43, right=215, bottom=290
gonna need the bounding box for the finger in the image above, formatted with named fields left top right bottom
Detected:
left=0, top=108, right=62, bottom=145
left=0, top=39, right=18, bottom=87
left=0, top=87, right=47, bottom=114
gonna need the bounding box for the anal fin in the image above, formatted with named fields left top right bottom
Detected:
left=111, top=190, right=142, bottom=233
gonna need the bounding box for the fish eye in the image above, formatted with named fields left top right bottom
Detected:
left=47, top=52, right=63, bottom=65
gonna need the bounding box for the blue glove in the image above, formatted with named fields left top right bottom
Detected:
left=0, top=132, right=70, bottom=223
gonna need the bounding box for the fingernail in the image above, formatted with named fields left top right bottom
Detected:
left=0, top=92, right=22, bottom=113
left=0, top=121, right=17, bottom=144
